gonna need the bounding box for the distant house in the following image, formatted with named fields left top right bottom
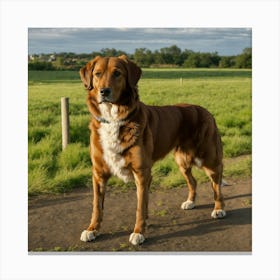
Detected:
left=28, top=55, right=35, bottom=61
left=48, top=54, right=56, bottom=62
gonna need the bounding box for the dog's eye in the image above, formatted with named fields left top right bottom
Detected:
left=113, top=71, right=121, bottom=78
left=95, top=72, right=101, bottom=78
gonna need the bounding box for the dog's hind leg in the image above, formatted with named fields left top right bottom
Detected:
left=203, top=164, right=226, bottom=219
left=174, top=150, right=197, bottom=210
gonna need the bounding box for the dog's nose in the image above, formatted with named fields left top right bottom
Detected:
left=100, top=88, right=111, bottom=97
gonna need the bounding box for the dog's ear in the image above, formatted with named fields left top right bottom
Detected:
left=118, top=55, right=142, bottom=89
left=79, top=56, right=101, bottom=90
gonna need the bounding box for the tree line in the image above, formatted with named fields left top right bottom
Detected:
left=28, top=45, right=252, bottom=70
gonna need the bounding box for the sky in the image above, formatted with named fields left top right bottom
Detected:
left=28, top=28, right=251, bottom=56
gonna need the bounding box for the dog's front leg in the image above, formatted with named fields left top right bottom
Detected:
left=129, top=168, right=151, bottom=245
left=80, top=171, right=108, bottom=242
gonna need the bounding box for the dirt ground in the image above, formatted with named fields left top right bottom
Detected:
left=28, top=177, right=251, bottom=253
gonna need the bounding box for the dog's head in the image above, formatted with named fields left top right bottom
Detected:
left=80, top=55, right=142, bottom=106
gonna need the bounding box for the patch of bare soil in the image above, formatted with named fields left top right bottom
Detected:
left=28, top=178, right=251, bottom=253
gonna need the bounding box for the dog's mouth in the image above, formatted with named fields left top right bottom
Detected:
left=98, top=94, right=115, bottom=104
left=98, top=98, right=113, bottom=104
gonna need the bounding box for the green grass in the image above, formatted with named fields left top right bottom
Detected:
left=28, top=69, right=251, bottom=195
left=28, top=70, right=81, bottom=83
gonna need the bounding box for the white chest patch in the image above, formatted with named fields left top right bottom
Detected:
left=98, top=104, right=134, bottom=183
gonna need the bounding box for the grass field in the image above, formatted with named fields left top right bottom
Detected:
left=28, top=69, right=252, bottom=195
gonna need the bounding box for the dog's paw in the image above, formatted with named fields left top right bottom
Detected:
left=80, top=230, right=99, bottom=242
left=181, top=200, right=195, bottom=210
left=129, top=233, right=145, bottom=245
left=211, top=209, right=226, bottom=219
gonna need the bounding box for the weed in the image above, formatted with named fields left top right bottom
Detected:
left=156, top=200, right=163, bottom=207
left=242, top=198, right=252, bottom=207
left=119, top=243, right=129, bottom=250
left=67, top=245, right=80, bottom=251
left=153, top=209, right=168, bottom=217
left=53, top=246, right=63, bottom=252
left=121, top=225, right=129, bottom=231
left=32, top=247, right=44, bottom=252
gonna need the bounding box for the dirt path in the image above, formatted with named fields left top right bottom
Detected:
left=28, top=178, right=251, bottom=252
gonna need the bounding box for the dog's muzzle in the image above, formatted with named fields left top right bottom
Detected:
left=99, top=88, right=113, bottom=103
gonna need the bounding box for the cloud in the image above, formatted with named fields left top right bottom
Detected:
left=28, top=28, right=251, bottom=55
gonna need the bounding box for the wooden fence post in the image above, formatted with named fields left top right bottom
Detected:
left=180, top=77, right=183, bottom=86
left=61, top=97, right=70, bottom=150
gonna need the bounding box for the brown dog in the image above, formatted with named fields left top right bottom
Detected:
left=79, top=55, right=225, bottom=245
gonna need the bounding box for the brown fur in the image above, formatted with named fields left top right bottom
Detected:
left=80, top=55, right=225, bottom=243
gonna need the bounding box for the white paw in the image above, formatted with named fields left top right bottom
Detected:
left=211, top=209, right=226, bottom=219
left=129, top=233, right=145, bottom=245
left=80, top=230, right=98, bottom=242
left=181, top=200, right=195, bottom=210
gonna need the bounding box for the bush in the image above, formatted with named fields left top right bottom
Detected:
left=28, top=61, right=55, bottom=70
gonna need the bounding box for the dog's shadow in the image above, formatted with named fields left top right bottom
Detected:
left=88, top=206, right=251, bottom=247
left=144, top=207, right=251, bottom=246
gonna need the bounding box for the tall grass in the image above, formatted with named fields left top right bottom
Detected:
left=28, top=69, right=251, bottom=195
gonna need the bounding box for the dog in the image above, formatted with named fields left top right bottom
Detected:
left=79, top=55, right=226, bottom=245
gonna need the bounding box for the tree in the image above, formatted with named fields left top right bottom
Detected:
left=183, top=53, right=201, bottom=68
left=153, top=50, right=165, bottom=65
left=235, top=48, right=252, bottom=68
left=209, top=52, right=221, bottom=67
left=134, top=48, right=154, bottom=67
left=100, top=48, right=127, bottom=57
left=199, top=53, right=212, bottom=67
left=219, top=56, right=235, bottom=68
left=181, top=49, right=194, bottom=63
left=159, top=45, right=182, bottom=65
